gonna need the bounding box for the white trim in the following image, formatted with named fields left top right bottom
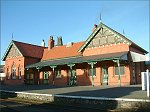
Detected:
left=130, top=51, right=149, bottom=62
left=0, top=90, right=150, bottom=102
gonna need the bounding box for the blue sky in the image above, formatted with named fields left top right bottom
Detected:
left=1, top=0, right=149, bottom=64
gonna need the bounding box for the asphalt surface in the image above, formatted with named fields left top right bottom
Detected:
left=0, top=84, right=149, bottom=99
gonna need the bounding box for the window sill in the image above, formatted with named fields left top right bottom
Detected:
left=114, top=75, right=125, bottom=77
left=88, top=75, right=96, bottom=77
left=56, top=77, right=62, bottom=79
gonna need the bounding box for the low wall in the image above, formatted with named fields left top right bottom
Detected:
left=1, top=90, right=150, bottom=111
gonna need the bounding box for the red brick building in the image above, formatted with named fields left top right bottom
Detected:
left=2, top=22, right=148, bottom=86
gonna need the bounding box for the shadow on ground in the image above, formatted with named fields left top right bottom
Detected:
left=59, top=86, right=142, bottom=98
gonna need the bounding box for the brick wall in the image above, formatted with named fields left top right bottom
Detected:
left=4, top=56, right=25, bottom=85
left=4, top=56, right=41, bottom=85
left=83, top=43, right=129, bottom=56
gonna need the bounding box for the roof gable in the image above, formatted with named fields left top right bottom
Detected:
left=2, top=40, right=46, bottom=61
left=78, top=22, right=132, bottom=52
left=2, top=41, right=23, bottom=61
left=13, top=41, right=46, bottom=59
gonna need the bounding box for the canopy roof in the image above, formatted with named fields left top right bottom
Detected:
left=130, top=51, right=149, bottom=62
left=26, top=51, right=128, bottom=69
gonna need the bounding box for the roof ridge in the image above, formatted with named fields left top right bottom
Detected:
left=42, top=55, right=83, bottom=62
left=50, top=41, right=85, bottom=48
left=63, top=41, right=85, bottom=46
left=13, top=40, right=47, bottom=48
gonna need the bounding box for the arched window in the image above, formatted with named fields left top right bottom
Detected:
left=12, top=64, right=16, bottom=79
left=18, top=66, right=22, bottom=79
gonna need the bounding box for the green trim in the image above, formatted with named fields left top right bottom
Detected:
left=26, top=57, right=119, bottom=69
left=2, top=40, right=23, bottom=61
left=78, top=22, right=132, bottom=52
left=67, top=64, right=75, bottom=68
left=50, top=65, right=57, bottom=69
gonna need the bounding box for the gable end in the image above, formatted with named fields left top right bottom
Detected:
left=78, top=22, right=132, bottom=52
left=2, top=41, right=23, bottom=61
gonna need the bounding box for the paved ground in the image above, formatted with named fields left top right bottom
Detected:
left=0, top=98, right=115, bottom=112
left=0, top=84, right=149, bottom=99
left=0, top=99, right=103, bottom=112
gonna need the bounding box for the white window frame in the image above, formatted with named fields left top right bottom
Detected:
left=44, top=71, right=49, bottom=79
left=56, top=69, right=61, bottom=78
left=12, top=64, right=16, bottom=79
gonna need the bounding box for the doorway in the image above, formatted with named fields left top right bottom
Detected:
left=102, top=66, right=108, bottom=85
left=43, top=71, right=49, bottom=85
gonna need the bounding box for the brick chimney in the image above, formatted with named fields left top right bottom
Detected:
left=56, top=36, right=63, bottom=46
left=92, top=24, right=97, bottom=32
left=48, top=36, right=54, bottom=50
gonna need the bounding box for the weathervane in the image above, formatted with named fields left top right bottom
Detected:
left=12, top=33, right=14, bottom=40
left=100, top=13, right=102, bottom=22
left=123, top=29, right=125, bottom=35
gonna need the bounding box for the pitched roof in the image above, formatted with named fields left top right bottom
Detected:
left=2, top=40, right=46, bottom=61
left=41, top=41, right=84, bottom=61
left=14, top=40, right=46, bottom=58
left=26, top=51, right=128, bottom=68
left=78, top=22, right=148, bottom=54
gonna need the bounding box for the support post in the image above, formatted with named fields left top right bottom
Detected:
left=141, top=72, right=146, bottom=91
left=50, top=65, right=57, bottom=86
left=117, top=60, right=121, bottom=87
left=88, top=62, right=97, bottom=87
left=24, top=68, right=28, bottom=84
left=67, top=64, right=75, bottom=86
left=113, top=59, right=121, bottom=87
left=146, top=69, right=149, bottom=97
left=36, top=66, right=41, bottom=85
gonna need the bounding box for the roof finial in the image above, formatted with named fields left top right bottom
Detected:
left=12, top=33, right=14, bottom=40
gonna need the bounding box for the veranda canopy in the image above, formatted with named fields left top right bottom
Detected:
left=130, top=51, right=149, bottom=62
left=26, top=51, right=128, bottom=69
